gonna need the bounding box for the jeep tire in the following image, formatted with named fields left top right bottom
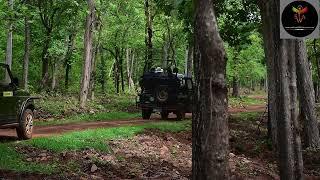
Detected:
left=156, top=86, right=169, bottom=103
left=142, top=109, right=152, bottom=120
left=161, top=111, right=169, bottom=120
left=16, top=109, right=33, bottom=140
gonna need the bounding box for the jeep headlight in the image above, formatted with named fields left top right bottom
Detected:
left=149, top=97, right=155, bottom=102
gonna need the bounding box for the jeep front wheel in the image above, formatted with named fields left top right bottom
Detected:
left=16, top=109, right=33, bottom=140
left=142, top=109, right=152, bottom=120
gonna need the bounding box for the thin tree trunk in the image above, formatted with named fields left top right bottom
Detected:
left=130, top=51, right=135, bottom=89
left=187, top=44, right=194, bottom=78
left=232, top=77, right=240, bottom=97
left=100, top=48, right=106, bottom=93
left=162, top=34, right=169, bottom=69
left=296, top=40, right=320, bottom=148
left=23, top=5, right=31, bottom=90
left=184, top=47, right=189, bottom=75
left=51, top=62, right=57, bottom=91
left=79, top=0, right=95, bottom=108
left=193, top=0, right=229, bottom=179
left=41, top=31, right=52, bottom=88
left=144, top=0, right=153, bottom=72
left=5, top=0, right=13, bottom=83
left=120, top=56, right=125, bottom=92
left=65, top=32, right=77, bottom=90
left=126, top=48, right=134, bottom=90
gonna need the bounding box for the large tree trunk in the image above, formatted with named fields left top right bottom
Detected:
left=276, top=40, right=303, bottom=180
left=144, top=0, right=153, bottom=72
left=89, top=22, right=102, bottom=100
left=23, top=4, right=30, bottom=90
left=79, top=0, right=95, bottom=108
left=259, top=0, right=303, bottom=179
left=258, top=0, right=278, bottom=149
left=295, top=40, right=320, bottom=148
left=192, top=0, right=229, bottom=179
left=5, top=0, right=13, bottom=83
left=314, top=40, right=320, bottom=103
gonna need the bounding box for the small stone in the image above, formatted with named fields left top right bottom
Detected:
left=242, top=158, right=251, bottom=164
left=91, top=164, right=98, bottom=173
left=160, top=146, right=169, bottom=156
left=39, top=153, right=47, bottom=157
left=26, top=158, right=32, bottom=162
left=229, top=153, right=236, bottom=158
left=89, top=110, right=95, bottom=114
left=62, top=152, right=67, bottom=157
left=40, top=157, right=47, bottom=161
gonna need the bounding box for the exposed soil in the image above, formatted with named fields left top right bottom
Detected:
left=0, top=105, right=266, bottom=140
left=1, top=105, right=320, bottom=179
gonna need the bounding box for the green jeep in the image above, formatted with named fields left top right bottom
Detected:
left=0, top=63, right=37, bottom=140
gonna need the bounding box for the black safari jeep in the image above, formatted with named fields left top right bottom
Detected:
left=137, top=67, right=193, bottom=120
left=0, top=63, right=37, bottom=140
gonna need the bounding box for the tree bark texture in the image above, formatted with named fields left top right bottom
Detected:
left=5, top=0, right=13, bottom=83
left=144, top=0, right=153, bottom=72
left=258, top=0, right=304, bottom=179
left=232, top=77, right=240, bottom=97
left=258, top=0, right=278, bottom=149
left=23, top=3, right=31, bottom=90
left=295, top=40, right=320, bottom=148
left=192, top=0, right=229, bottom=179
left=79, top=0, right=95, bottom=108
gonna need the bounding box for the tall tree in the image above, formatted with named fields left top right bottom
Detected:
left=259, top=0, right=304, bottom=179
left=5, top=0, right=13, bottom=83
left=144, top=0, right=153, bottom=72
left=79, top=0, right=95, bottom=108
left=295, top=40, right=320, bottom=148
left=193, top=0, right=229, bottom=179
left=22, top=0, right=31, bottom=90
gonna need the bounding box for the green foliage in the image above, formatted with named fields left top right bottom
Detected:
left=35, top=111, right=141, bottom=126
left=229, top=96, right=266, bottom=107
left=226, top=32, right=266, bottom=86
left=230, top=112, right=262, bottom=122
left=36, top=94, right=137, bottom=117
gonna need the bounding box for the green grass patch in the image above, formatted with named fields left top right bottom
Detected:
left=0, top=144, right=56, bottom=174
left=230, top=112, right=262, bottom=122
left=25, top=121, right=191, bottom=152
left=229, top=96, right=266, bottom=107
left=1, top=121, right=190, bottom=174
left=35, top=111, right=141, bottom=126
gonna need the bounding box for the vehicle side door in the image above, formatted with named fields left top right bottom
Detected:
left=0, top=66, right=17, bottom=125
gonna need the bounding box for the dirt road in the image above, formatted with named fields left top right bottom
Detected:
left=0, top=104, right=266, bottom=139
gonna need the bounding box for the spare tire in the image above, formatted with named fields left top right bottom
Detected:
left=156, top=86, right=169, bottom=103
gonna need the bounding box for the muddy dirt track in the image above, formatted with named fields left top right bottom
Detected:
left=0, top=105, right=266, bottom=139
